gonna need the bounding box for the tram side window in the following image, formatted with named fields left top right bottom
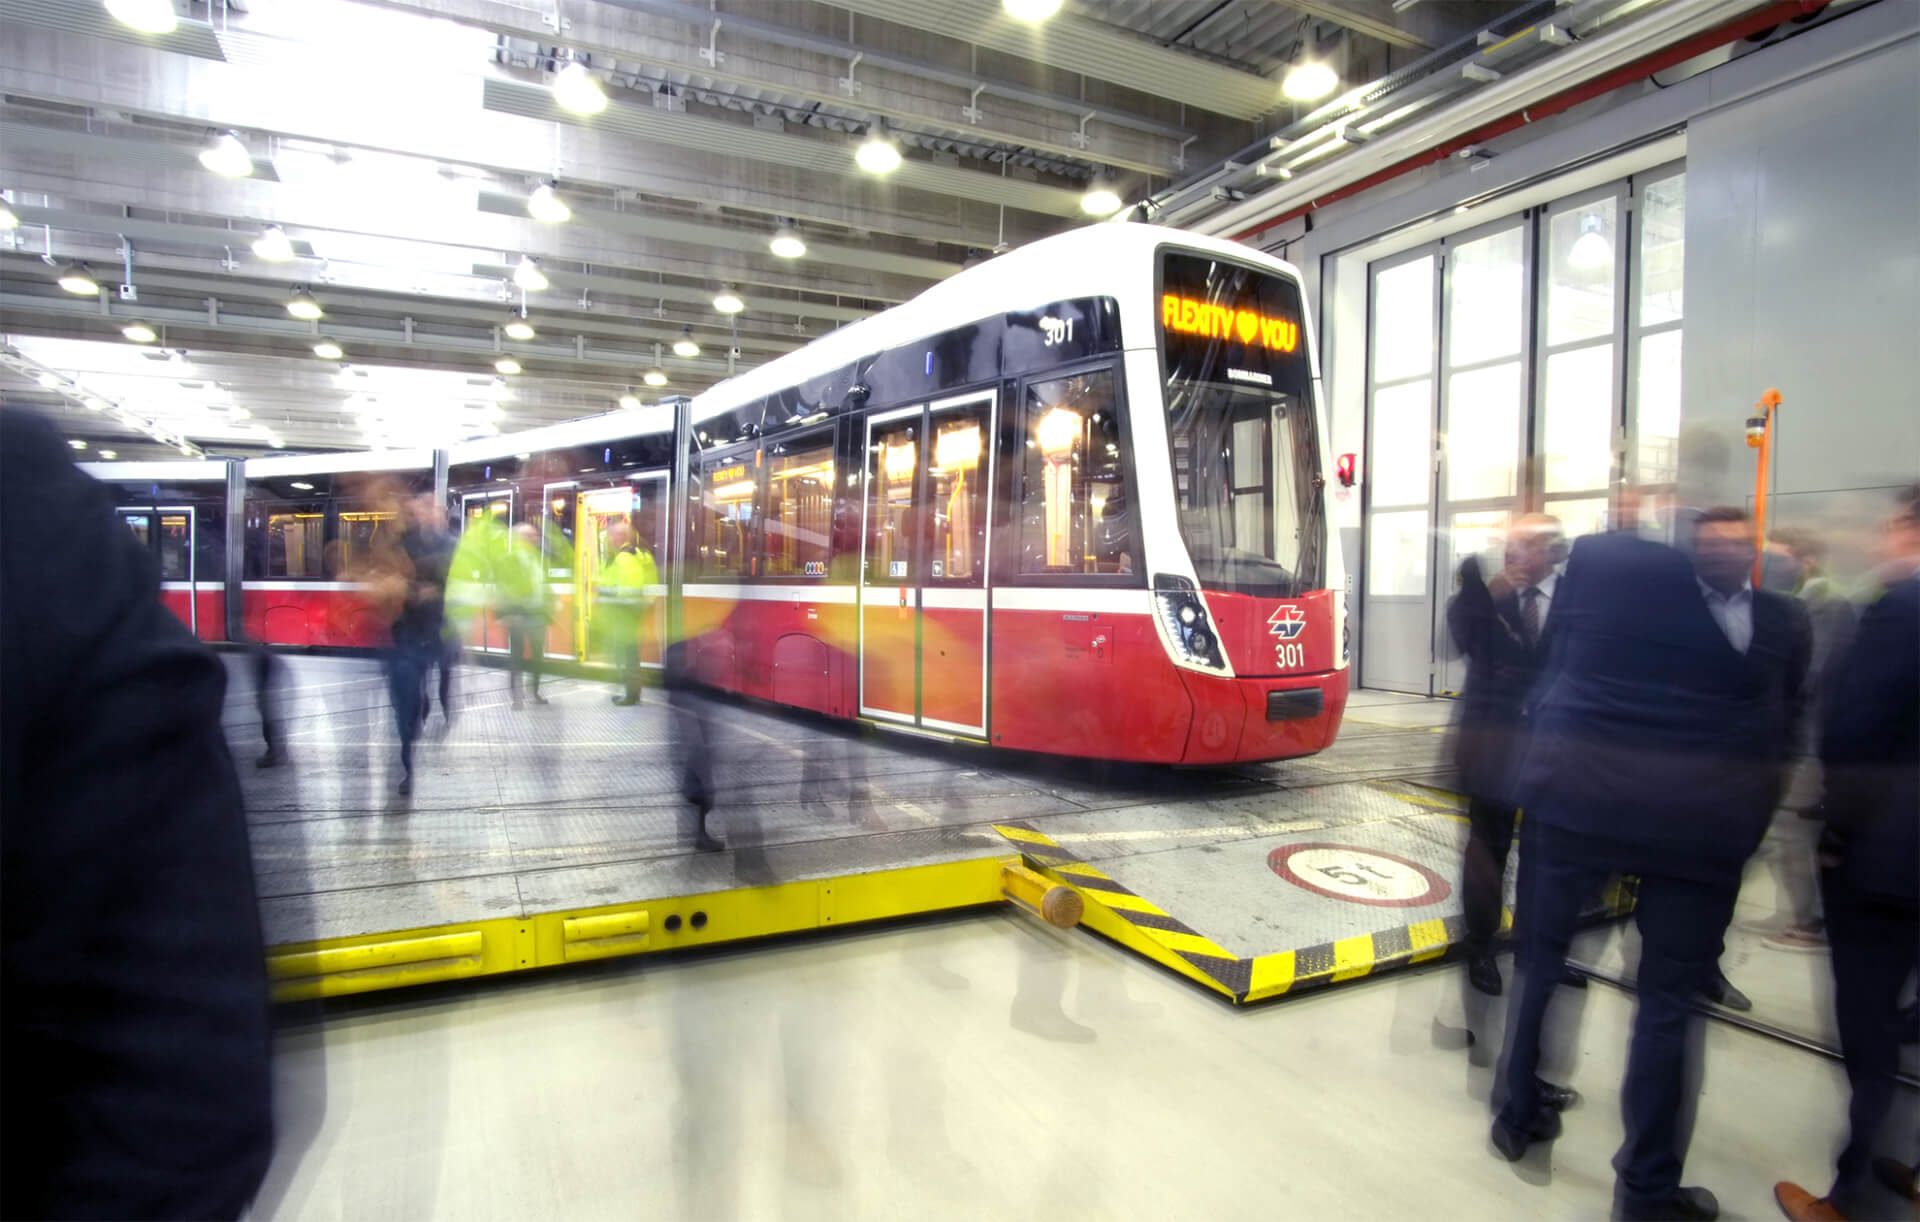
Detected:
left=156, top=511, right=193, bottom=581
left=1018, top=369, right=1132, bottom=577
left=255, top=504, right=327, bottom=578
left=760, top=439, right=835, bottom=578
left=330, top=503, right=401, bottom=577
left=694, top=453, right=755, bottom=578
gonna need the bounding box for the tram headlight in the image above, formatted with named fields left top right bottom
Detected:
left=1177, top=603, right=1198, bottom=626
left=1153, top=581, right=1229, bottom=674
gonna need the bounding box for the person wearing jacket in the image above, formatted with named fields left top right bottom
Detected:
left=596, top=516, right=658, bottom=706
left=498, top=522, right=551, bottom=710
left=1774, top=485, right=1920, bottom=1222
left=1491, top=507, right=1808, bottom=1222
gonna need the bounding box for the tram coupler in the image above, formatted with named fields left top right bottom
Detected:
left=999, top=862, right=1084, bottom=929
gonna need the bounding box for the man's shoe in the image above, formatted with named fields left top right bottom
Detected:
left=1872, top=1157, right=1918, bottom=1202
left=397, top=770, right=413, bottom=796
left=694, top=833, right=726, bottom=853
left=1536, top=1079, right=1581, bottom=1112
left=1467, top=953, right=1503, bottom=997
left=257, top=747, right=287, bottom=768
left=1616, top=1186, right=1719, bottom=1221
left=1772, top=1182, right=1845, bottom=1222
left=1490, top=1107, right=1562, bottom=1162
left=1705, top=971, right=1753, bottom=1012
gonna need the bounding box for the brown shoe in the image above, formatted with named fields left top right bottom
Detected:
left=1773, top=1182, right=1847, bottom=1222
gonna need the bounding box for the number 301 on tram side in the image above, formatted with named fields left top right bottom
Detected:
left=677, top=224, right=1348, bottom=765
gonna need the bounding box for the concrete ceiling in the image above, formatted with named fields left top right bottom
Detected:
left=0, top=0, right=1518, bottom=455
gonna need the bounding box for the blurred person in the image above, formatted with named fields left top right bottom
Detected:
left=351, top=487, right=440, bottom=797
left=596, top=517, right=657, bottom=706
left=0, top=408, right=273, bottom=1218
left=1492, top=506, right=1808, bottom=1222
left=1446, top=513, right=1564, bottom=999
left=399, top=493, right=457, bottom=729
left=1774, top=485, right=1920, bottom=1222
left=499, top=522, right=551, bottom=710
left=665, top=637, right=725, bottom=853
left=251, top=638, right=288, bottom=768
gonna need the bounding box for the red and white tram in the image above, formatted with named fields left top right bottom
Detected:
left=86, top=224, right=1348, bottom=764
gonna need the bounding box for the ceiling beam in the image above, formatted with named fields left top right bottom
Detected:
left=1269, top=0, right=1436, bottom=51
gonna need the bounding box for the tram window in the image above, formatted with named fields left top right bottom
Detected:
left=331, top=505, right=401, bottom=578
left=761, top=439, right=834, bottom=578
left=157, top=513, right=192, bottom=581
left=865, top=419, right=918, bottom=584
left=1018, top=370, right=1130, bottom=576
left=929, top=411, right=988, bottom=583
left=545, top=489, right=576, bottom=579
left=262, top=509, right=326, bottom=577
left=694, top=453, right=756, bottom=578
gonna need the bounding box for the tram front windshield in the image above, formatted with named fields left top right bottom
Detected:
left=1158, top=250, right=1324, bottom=598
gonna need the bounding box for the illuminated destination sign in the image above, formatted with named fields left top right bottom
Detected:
left=1160, top=294, right=1299, bottom=353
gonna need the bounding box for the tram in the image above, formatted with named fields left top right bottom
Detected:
left=86, top=224, right=1349, bottom=764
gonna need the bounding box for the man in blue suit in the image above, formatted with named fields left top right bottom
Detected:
left=1491, top=507, right=1809, bottom=1222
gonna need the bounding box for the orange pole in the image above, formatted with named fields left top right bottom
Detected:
left=1749, top=389, right=1781, bottom=586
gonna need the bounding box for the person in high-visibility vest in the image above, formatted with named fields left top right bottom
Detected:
left=497, top=522, right=551, bottom=710
left=596, top=517, right=658, bottom=706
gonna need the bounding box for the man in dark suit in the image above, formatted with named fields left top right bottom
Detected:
left=1447, top=513, right=1563, bottom=998
left=1491, top=506, right=1808, bottom=1222
left=0, top=408, right=274, bottom=1218
left=1774, top=485, right=1920, bottom=1222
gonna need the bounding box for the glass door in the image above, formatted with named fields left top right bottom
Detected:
left=120, top=506, right=198, bottom=637
left=859, top=407, right=921, bottom=724
left=458, top=489, right=513, bottom=652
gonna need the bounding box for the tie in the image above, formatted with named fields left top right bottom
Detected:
left=1521, top=586, right=1542, bottom=645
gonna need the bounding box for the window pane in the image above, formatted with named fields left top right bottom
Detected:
left=1444, top=362, right=1522, bottom=502
left=865, top=418, right=918, bottom=584
left=1547, top=199, right=1618, bottom=347
left=694, top=453, right=754, bottom=577
left=1448, top=226, right=1525, bottom=367
left=1638, top=175, right=1685, bottom=327
left=1367, top=509, right=1429, bottom=596
left=1020, top=370, right=1129, bottom=576
left=158, top=512, right=192, bottom=581
left=1368, top=379, right=1432, bottom=506
left=544, top=488, right=575, bottom=579
left=761, top=436, right=835, bottom=578
left=334, top=505, right=400, bottom=578
left=1635, top=330, right=1683, bottom=486
left=928, top=408, right=988, bottom=584
left=264, top=508, right=326, bottom=577
left=1371, top=255, right=1435, bottom=383
left=1546, top=496, right=1610, bottom=542
left=123, top=513, right=152, bottom=549
left=1543, top=345, right=1616, bottom=493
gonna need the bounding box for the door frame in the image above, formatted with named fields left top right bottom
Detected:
left=857, top=403, right=924, bottom=726
left=918, top=389, right=997, bottom=739
left=459, top=488, right=514, bottom=654
left=121, top=504, right=198, bottom=636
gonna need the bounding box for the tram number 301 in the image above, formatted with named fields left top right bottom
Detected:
left=1274, top=641, right=1306, bottom=669
left=1039, top=316, right=1075, bottom=346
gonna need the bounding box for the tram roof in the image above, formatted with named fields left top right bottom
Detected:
left=691, top=223, right=1302, bottom=424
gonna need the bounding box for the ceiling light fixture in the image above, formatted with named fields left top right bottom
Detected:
left=57, top=262, right=100, bottom=296
left=855, top=126, right=902, bottom=175
left=712, top=289, right=744, bottom=314
left=769, top=225, right=806, bottom=259
left=526, top=179, right=571, bottom=223
left=1282, top=61, right=1339, bottom=103
left=252, top=225, right=295, bottom=262
left=1081, top=177, right=1124, bottom=217
left=552, top=61, right=608, bottom=116
left=672, top=327, right=700, bottom=358
left=84, top=397, right=108, bottom=411
left=1003, top=0, right=1064, bottom=19
left=35, top=371, right=62, bottom=389
left=121, top=321, right=158, bottom=343
left=512, top=255, right=548, bottom=292
left=642, top=368, right=668, bottom=387
left=312, top=338, right=344, bottom=360
left=503, top=316, right=536, bottom=341
left=285, top=288, right=323, bottom=320
left=68, top=439, right=87, bottom=450
left=495, top=357, right=522, bottom=375
left=197, top=130, right=255, bottom=178
left=269, top=436, right=286, bottom=449
left=1569, top=213, right=1613, bottom=270
left=104, top=0, right=178, bottom=34
left=98, top=449, right=117, bottom=459
left=618, top=391, right=641, bottom=410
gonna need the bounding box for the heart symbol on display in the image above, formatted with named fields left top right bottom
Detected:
left=1236, top=310, right=1259, bottom=343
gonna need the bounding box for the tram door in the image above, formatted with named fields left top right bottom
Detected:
left=118, top=506, right=198, bottom=636
left=858, top=391, right=995, bottom=737
left=570, top=480, right=667, bottom=668
left=459, top=489, right=513, bottom=652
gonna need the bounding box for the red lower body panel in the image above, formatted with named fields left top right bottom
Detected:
left=159, top=585, right=227, bottom=642
left=243, top=586, right=393, bottom=649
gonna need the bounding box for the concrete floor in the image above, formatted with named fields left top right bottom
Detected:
left=251, top=905, right=1911, bottom=1222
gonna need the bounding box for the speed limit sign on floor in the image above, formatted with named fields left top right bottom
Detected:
left=1269, top=842, right=1452, bottom=908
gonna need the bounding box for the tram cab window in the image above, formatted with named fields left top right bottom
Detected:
left=1017, top=369, right=1132, bottom=577
left=761, top=437, right=834, bottom=578
left=693, top=452, right=755, bottom=578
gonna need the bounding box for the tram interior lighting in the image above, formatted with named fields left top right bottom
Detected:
left=1282, top=62, right=1339, bottom=102
left=526, top=180, right=571, bottom=223
left=855, top=129, right=902, bottom=175
left=503, top=316, right=536, bottom=341
left=1003, top=0, right=1063, bottom=19
left=494, top=357, right=522, bottom=375
left=312, top=339, right=345, bottom=360
left=1037, top=406, right=1083, bottom=456
left=642, top=368, right=668, bottom=387
left=285, top=289, right=324, bottom=320
left=712, top=479, right=756, bottom=501
left=769, top=225, right=807, bottom=259
left=552, top=61, right=608, bottom=116
left=934, top=424, right=981, bottom=471
left=121, top=321, right=158, bottom=343
left=198, top=130, right=255, bottom=178
left=1569, top=214, right=1613, bottom=269
left=252, top=225, right=296, bottom=262
left=57, top=262, right=100, bottom=296
left=672, top=328, right=700, bottom=358
left=1081, top=179, right=1124, bottom=217
left=883, top=440, right=916, bottom=481
left=712, top=289, right=745, bottom=314
left=107, top=0, right=180, bottom=33
left=512, top=256, right=549, bottom=292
